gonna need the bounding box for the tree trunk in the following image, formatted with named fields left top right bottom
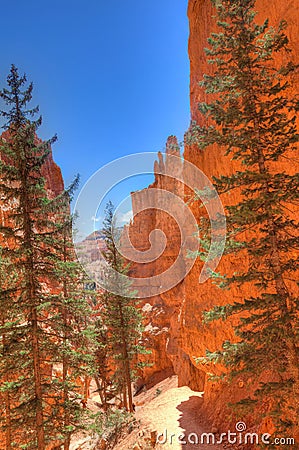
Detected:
left=1, top=325, right=12, bottom=450
left=118, top=300, right=133, bottom=412
left=254, top=117, right=299, bottom=429
left=22, top=165, right=45, bottom=449
left=4, top=387, right=12, bottom=450
left=124, top=359, right=133, bottom=413
left=62, top=309, right=70, bottom=450
left=31, top=307, right=45, bottom=450
left=122, top=384, right=128, bottom=410
left=62, top=234, right=71, bottom=450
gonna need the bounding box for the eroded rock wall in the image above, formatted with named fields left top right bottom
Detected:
left=129, top=0, right=299, bottom=432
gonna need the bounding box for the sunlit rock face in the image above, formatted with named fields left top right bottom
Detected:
left=0, top=131, right=64, bottom=232
left=128, top=0, right=299, bottom=433
left=0, top=129, right=64, bottom=196
left=126, top=136, right=205, bottom=390
left=127, top=137, right=187, bottom=386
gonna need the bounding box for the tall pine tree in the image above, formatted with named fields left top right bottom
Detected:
left=47, top=188, right=96, bottom=450
left=0, top=65, right=95, bottom=449
left=189, top=0, right=299, bottom=437
left=100, top=201, right=146, bottom=413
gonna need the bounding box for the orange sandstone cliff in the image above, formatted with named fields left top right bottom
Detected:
left=128, top=0, right=299, bottom=432
left=0, top=129, right=64, bottom=197
left=128, top=137, right=205, bottom=390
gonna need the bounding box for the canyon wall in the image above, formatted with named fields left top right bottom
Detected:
left=129, top=136, right=205, bottom=390
left=0, top=130, right=64, bottom=196
left=129, top=0, right=299, bottom=432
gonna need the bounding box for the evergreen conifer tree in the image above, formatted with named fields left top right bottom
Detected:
left=0, top=65, right=95, bottom=449
left=50, top=193, right=96, bottom=450
left=94, top=314, right=112, bottom=411
left=189, top=0, right=299, bottom=436
left=100, top=201, right=146, bottom=413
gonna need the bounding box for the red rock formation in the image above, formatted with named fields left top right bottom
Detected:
left=40, top=146, right=64, bottom=197
left=128, top=137, right=205, bottom=390
left=127, top=138, right=180, bottom=385
left=0, top=129, right=64, bottom=196
left=128, top=0, right=299, bottom=434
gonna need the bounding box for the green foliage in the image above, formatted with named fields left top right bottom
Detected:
left=190, top=0, right=299, bottom=434
left=89, top=407, right=133, bottom=449
left=98, top=201, right=148, bottom=413
left=0, top=65, right=95, bottom=449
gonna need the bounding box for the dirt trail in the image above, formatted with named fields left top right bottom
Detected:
left=114, top=375, right=225, bottom=450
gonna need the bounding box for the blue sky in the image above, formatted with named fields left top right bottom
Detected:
left=0, top=1, right=190, bottom=234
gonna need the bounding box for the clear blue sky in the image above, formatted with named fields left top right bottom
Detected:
left=0, top=1, right=190, bottom=233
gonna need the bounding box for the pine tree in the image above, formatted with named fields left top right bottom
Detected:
left=49, top=189, right=96, bottom=450
left=189, top=0, right=299, bottom=437
left=94, top=314, right=112, bottom=411
left=99, top=201, right=146, bottom=413
left=0, top=65, right=95, bottom=449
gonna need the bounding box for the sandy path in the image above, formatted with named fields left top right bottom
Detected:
left=114, top=375, right=224, bottom=450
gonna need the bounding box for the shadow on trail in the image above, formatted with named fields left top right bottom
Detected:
left=176, top=395, right=224, bottom=449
